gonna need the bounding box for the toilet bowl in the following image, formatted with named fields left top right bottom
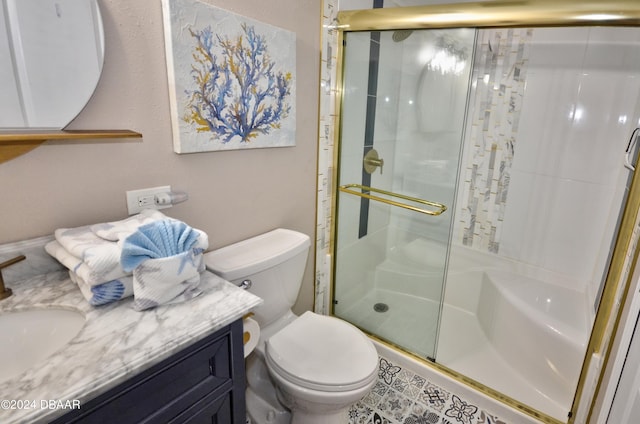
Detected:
left=204, top=229, right=378, bottom=424
left=266, top=311, right=378, bottom=424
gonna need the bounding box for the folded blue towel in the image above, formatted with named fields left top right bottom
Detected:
left=120, top=219, right=208, bottom=311
left=131, top=250, right=203, bottom=311
left=120, top=220, right=207, bottom=272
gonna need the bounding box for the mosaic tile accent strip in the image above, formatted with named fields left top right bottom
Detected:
left=349, top=356, right=513, bottom=424
left=315, top=0, right=339, bottom=315
left=458, top=29, right=533, bottom=253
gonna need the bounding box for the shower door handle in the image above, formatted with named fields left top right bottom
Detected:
left=625, top=128, right=640, bottom=171
left=339, top=184, right=447, bottom=216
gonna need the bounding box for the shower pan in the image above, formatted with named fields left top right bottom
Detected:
left=329, top=4, right=640, bottom=423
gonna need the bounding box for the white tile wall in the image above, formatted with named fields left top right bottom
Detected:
left=501, top=27, right=640, bottom=299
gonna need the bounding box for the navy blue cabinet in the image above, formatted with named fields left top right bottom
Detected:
left=53, top=319, right=246, bottom=424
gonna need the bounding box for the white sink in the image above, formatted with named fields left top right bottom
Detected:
left=0, top=308, right=85, bottom=383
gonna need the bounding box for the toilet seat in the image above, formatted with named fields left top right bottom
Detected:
left=265, top=312, right=378, bottom=392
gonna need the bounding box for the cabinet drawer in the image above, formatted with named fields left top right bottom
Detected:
left=55, top=320, right=243, bottom=424
left=170, top=391, right=232, bottom=424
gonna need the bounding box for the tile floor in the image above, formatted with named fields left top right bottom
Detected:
left=348, top=356, right=510, bottom=424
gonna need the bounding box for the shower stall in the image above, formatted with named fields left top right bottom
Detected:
left=329, top=4, right=640, bottom=423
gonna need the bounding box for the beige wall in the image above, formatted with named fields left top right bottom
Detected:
left=0, top=0, right=320, bottom=314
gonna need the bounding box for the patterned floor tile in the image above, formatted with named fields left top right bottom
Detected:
left=348, top=356, right=513, bottom=424
left=378, top=388, right=413, bottom=422
left=419, top=382, right=450, bottom=412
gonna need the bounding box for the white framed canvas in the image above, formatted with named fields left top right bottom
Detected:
left=162, top=0, right=296, bottom=152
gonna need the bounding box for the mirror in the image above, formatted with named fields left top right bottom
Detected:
left=0, top=0, right=104, bottom=129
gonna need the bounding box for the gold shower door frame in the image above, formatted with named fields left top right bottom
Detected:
left=329, top=1, right=640, bottom=423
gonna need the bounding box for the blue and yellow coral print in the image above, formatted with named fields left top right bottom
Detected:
left=162, top=0, right=296, bottom=152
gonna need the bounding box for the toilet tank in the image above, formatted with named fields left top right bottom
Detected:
left=204, top=229, right=310, bottom=327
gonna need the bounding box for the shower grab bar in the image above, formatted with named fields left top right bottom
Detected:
left=339, top=183, right=447, bottom=216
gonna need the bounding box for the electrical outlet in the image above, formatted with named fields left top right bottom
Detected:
left=126, top=185, right=171, bottom=215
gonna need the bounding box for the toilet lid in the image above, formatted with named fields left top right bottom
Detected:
left=265, top=312, right=378, bottom=392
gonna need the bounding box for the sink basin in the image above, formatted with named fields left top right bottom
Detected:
left=0, top=308, right=85, bottom=383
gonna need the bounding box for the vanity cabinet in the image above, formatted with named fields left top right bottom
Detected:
left=52, top=319, right=246, bottom=424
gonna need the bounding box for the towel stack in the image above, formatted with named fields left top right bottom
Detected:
left=45, top=209, right=208, bottom=310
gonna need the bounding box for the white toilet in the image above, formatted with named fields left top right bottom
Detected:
left=204, top=228, right=378, bottom=424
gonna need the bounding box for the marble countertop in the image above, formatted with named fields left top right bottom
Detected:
left=0, top=269, right=262, bottom=424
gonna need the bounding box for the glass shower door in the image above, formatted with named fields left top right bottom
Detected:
left=332, top=28, right=475, bottom=360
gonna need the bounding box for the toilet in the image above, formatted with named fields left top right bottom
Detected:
left=204, top=228, right=378, bottom=424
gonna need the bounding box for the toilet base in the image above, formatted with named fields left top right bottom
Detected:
left=273, top=378, right=367, bottom=424
left=290, top=407, right=349, bottom=424
left=267, top=360, right=377, bottom=424
left=246, top=387, right=291, bottom=424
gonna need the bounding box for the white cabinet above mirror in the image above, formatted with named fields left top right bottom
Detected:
left=0, top=0, right=104, bottom=129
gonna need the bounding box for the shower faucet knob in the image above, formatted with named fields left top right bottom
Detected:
left=364, top=149, right=384, bottom=175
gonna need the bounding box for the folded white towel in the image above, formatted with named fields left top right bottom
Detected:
left=132, top=249, right=204, bottom=311
left=91, top=209, right=169, bottom=242
left=69, top=272, right=134, bottom=306
left=45, top=240, right=129, bottom=286
left=53, top=210, right=171, bottom=282
left=54, top=226, right=125, bottom=279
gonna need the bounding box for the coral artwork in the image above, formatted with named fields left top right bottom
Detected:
left=185, top=23, right=292, bottom=143
left=162, top=0, right=296, bottom=152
